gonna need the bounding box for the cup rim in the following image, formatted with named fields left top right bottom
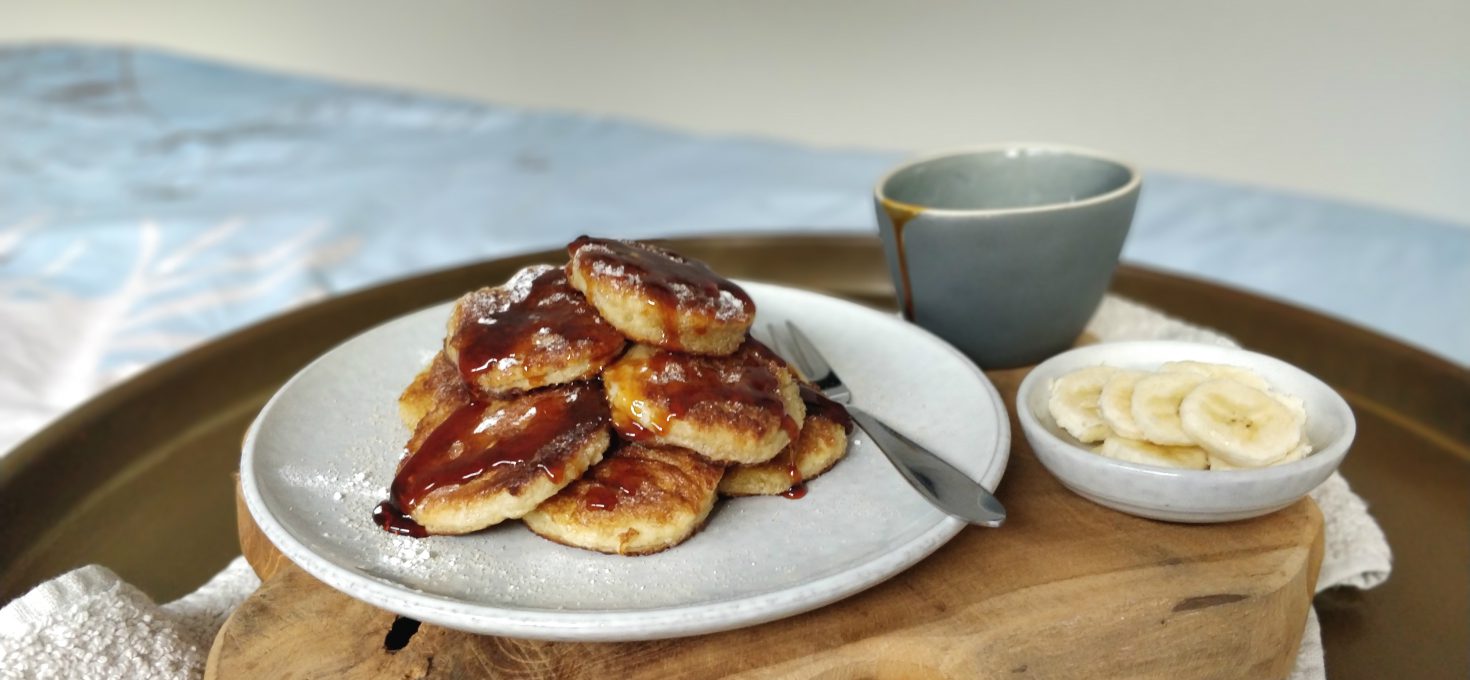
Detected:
left=874, top=143, right=1143, bottom=217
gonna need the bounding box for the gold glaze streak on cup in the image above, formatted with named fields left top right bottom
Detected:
left=880, top=198, right=926, bottom=320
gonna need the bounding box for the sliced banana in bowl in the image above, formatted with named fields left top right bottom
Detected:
left=1096, top=370, right=1149, bottom=440
left=1096, top=437, right=1209, bottom=470
left=1047, top=357, right=1310, bottom=471
left=1178, top=378, right=1302, bottom=467
left=1048, top=366, right=1118, bottom=443
left=1016, top=341, right=1356, bottom=523
left=1129, top=372, right=1210, bottom=447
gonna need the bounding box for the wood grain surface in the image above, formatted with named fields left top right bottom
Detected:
left=209, top=367, right=1324, bottom=680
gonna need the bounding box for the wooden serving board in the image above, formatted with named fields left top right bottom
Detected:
left=207, top=367, right=1323, bottom=679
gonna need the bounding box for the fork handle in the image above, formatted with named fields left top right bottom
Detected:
left=848, top=407, right=1007, bottom=528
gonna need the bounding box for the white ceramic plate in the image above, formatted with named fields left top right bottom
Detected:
left=241, top=281, right=1009, bottom=641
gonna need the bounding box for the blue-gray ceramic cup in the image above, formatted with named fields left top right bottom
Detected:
left=874, top=144, right=1140, bottom=368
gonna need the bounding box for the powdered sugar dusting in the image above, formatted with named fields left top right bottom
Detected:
left=669, top=280, right=697, bottom=304
left=715, top=288, right=747, bottom=321
left=653, top=360, right=686, bottom=384
left=382, top=541, right=435, bottom=570
left=504, top=264, right=556, bottom=305
left=531, top=325, right=570, bottom=353
left=462, top=264, right=558, bottom=321
left=588, top=258, right=627, bottom=279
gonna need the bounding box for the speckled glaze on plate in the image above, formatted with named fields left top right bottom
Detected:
left=240, top=281, right=1009, bottom=641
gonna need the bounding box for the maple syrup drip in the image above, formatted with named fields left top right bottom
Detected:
left=779, top=442, right=803, bottom=497
left=775, top=386, right=852, bottom=500
left=799, top=384, right=853, bottom=433
left=451, top=266, right=624, bottom=384
left=568, top=236, right=753, bottom=348
left=372, top=501, right=428, bottom=538
left=389, top=383, right=609, bottom=513
left=880, top=199, right=925, bottom=321
left=581, top=457, right=654, bottom=512
left=780, top=414, right=800, bottom=443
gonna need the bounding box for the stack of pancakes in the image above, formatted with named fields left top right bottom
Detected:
left=384, top=237, right=852, bottom=555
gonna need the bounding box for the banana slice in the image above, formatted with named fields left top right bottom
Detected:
left=1098, top=436, right=1208, bottom=470
left=1179, top=379, right=1301, bottom=467
left=1048, top=366, right=1117, bottom=443
left=1098, top=370, right=1149, bottom=440
left=1130, top=372, right=1207, bottom=446
left=1209, top=440, right=1311, bottom=470
left=1287, top=440, right=1313, bottom=462
left=1160, top=361, right=1271, bottom=392
left=1274, top=392, right=1308, bottom=430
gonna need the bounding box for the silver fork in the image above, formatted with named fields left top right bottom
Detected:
left=766, top=321, right=1006, bottom=528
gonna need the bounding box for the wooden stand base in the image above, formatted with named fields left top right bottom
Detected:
left=209, top=367, right=1322, bottom=679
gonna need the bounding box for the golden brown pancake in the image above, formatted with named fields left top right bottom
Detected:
left=388, top=382, right=611, bottom=535
left=444, top=264, right=626, bottom=397
left=565, top=236, right=754, bottom=356
left=523, top=443, right=725, bottom=555
left=397, top=350, right=472, bottom=430
left=602, top=339, right=805, bottom=465
left=720, top=385, right=853, bottom=497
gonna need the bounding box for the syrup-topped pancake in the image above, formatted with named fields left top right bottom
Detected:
left=444, top=264, right=626, bottom=397
left=397, top=350, right=472, bottom=430
left=523, top=442, right=725, bottom=555
left=601, top=339, right=805, bottom=465
left=720, top=385, right=853, bottom=497
left=566, top=236, right=754, bottom=356
left=381, top=381, right=611, bottom=536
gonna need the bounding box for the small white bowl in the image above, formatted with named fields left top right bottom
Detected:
left=1016, top=341, right=1355, bottom=523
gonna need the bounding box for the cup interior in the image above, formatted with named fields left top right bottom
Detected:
left=880, top=147, right=1135, bottom=211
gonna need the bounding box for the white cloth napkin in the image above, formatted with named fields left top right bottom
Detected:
left=0, top=296, right=1392, bottom=680
left=0, top=558, right=258, bottom=679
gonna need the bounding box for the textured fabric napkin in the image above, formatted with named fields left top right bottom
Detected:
left=0, top=296, right=1392, bottom=680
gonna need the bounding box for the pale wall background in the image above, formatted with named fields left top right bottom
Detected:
left=3, top=0, right=1467, bottom=226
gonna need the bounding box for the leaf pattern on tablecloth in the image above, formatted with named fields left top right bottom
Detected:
left=0, top=216, right=356, bottom=451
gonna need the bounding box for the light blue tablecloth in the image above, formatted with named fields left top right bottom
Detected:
left=0, top=45, right=1465, bottom=449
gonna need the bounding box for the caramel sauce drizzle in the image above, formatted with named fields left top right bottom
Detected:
left=372, top=501, right=428, bottom=538
left=779, top=442, right=807, bottom=500
left=777, top=385, right=853, bottom=500
left=879, top=199, right=926, bottom=321
left=374, top=383, right=609, bottom=536
left=450, top=266, right=623, bottom=385
left=611, top=340, right=798, bottom=445
left=581, top=456, right=654, bottom=512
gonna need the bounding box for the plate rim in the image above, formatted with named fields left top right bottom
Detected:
left=240, top=280, right=1010, bottom=641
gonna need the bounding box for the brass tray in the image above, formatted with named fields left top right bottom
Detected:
left=1, top=235, right=1465, bottom=677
